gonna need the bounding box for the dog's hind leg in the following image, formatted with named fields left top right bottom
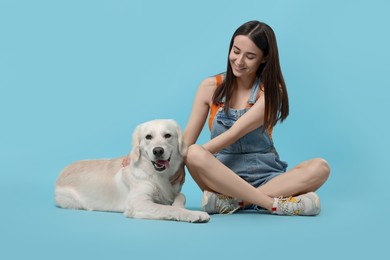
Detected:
left=54, top=187, right=88, bottom=210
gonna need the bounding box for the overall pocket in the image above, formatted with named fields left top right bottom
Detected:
left=212, top=113, right=242, bottom=153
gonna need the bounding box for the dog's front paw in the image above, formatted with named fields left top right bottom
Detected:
left=195, top=211, right=211, bottom=223
left=184, top=211, right=210, bottom=223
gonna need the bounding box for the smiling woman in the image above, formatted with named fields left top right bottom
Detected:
left=183, top=20, right=330, bottom=216
left=230, top=36, right=265, bottom=78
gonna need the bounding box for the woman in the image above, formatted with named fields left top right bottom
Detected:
left=181, top=20, right=330, bottom=215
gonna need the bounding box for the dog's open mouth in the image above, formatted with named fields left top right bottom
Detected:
left=151, top=156, right=171, bottom=172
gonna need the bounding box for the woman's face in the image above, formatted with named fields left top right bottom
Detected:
left=229, top=35, right=265, bottom=78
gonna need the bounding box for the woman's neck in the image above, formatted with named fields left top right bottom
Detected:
left=235, top=74, right=256, bottom=90
left=229, top=74, right=257, bottom=109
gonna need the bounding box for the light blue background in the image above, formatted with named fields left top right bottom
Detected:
left=1, top=0, right=389, bottom=259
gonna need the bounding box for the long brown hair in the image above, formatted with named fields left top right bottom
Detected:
left=212, top=21, right=289, bottom=130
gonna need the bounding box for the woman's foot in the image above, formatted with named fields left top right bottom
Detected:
left=272, top=192, right=321, bottom=216
left=202, top=191, right=241, bottom=214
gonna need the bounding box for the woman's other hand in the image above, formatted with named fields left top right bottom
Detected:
left=170, top=164, right=185, bottom=185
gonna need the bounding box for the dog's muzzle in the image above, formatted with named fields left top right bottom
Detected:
left=151, top=147, right=171, bottom=172
left=151, top=156, right=171, bottom=172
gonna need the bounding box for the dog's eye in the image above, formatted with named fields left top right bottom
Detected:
left=164, top=134, right=171, bottom=139
left=145, top=134, right=152, bottom=140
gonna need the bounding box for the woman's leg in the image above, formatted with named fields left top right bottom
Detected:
left=256, top=158, right=330, bottom=198
left=185, top=144, right=275, bottom=211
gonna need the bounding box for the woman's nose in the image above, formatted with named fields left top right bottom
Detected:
left=236, top=55, right=244, bottom=65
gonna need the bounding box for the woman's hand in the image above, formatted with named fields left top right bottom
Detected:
left=170, top=164, right=185, bottom=185
left=121, top=155, right=131, bottom=168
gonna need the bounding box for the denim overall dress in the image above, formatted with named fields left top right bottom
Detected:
left=211, top=77, right=288, bottom=188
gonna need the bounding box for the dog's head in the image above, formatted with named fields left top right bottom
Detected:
left=130, top=119, right=187, bottom=174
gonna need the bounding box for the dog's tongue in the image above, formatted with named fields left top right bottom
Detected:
left=156, top=160, right=170, bottom=169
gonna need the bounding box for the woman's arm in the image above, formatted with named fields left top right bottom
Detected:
left=183, top=77, right=216, bottom=146
left=169, top=77, right=215, bottom=185
left=203, top=92, right=265, bottom=154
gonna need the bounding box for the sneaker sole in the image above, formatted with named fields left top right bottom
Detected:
left=306, top=192, right=321, bottom=215
left=202, top=191, right=216, bottom=214
left=201, top=191, right=210, bottom=209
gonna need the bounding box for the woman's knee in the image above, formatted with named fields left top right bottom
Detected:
left=185, top=144, right=210, bottom=167
left=311, top=158, right=330, bottom=181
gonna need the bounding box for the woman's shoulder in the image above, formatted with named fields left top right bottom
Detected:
left=197, top=76, right=216, bottom=96
left=199, top=73, right=224, bottom=91
left=200, top=76, right=217, bottom=88
left=195, top=75, right=222, bottom=106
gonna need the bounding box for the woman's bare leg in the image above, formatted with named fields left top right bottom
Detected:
left=257, top=158, right=330, bottom=198
left=185, top=144, right=275, bottom=211
left=186, top=144, right=330, bottom=211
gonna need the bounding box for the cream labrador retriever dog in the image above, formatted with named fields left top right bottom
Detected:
left=54, top=119, right=210, bottom=223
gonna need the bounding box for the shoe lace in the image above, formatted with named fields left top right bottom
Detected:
left=277, top=196, right=303, bottom=215
left=216, top=194, right=240, bottom=214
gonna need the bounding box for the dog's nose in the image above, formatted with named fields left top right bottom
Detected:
left=153, top=147, right=164, bottom=156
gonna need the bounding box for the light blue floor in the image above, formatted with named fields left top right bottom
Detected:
left=1, top=1, right=389, bottom=259
left=1, top=164, right=387, bottom=260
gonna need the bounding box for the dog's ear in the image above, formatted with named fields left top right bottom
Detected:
left=175, top=122, right=188, bottom=157
left=130, top=124, right=142, bottom=163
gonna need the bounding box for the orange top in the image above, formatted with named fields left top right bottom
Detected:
left=208, top=74, right=273, bottom=138
left=208, top=74, right=224, bottom=130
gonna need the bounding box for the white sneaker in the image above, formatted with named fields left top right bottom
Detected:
left=272, top=192, right=321, bottom=216
left=202, top=191, right=241, bottom=214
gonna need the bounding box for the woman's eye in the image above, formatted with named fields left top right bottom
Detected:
left=146, top=135, right=152, bottom=140
left=164, top=134, right=171, bottom=139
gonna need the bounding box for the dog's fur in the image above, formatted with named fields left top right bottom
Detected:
left=54, top=119, right=210, bottom=223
